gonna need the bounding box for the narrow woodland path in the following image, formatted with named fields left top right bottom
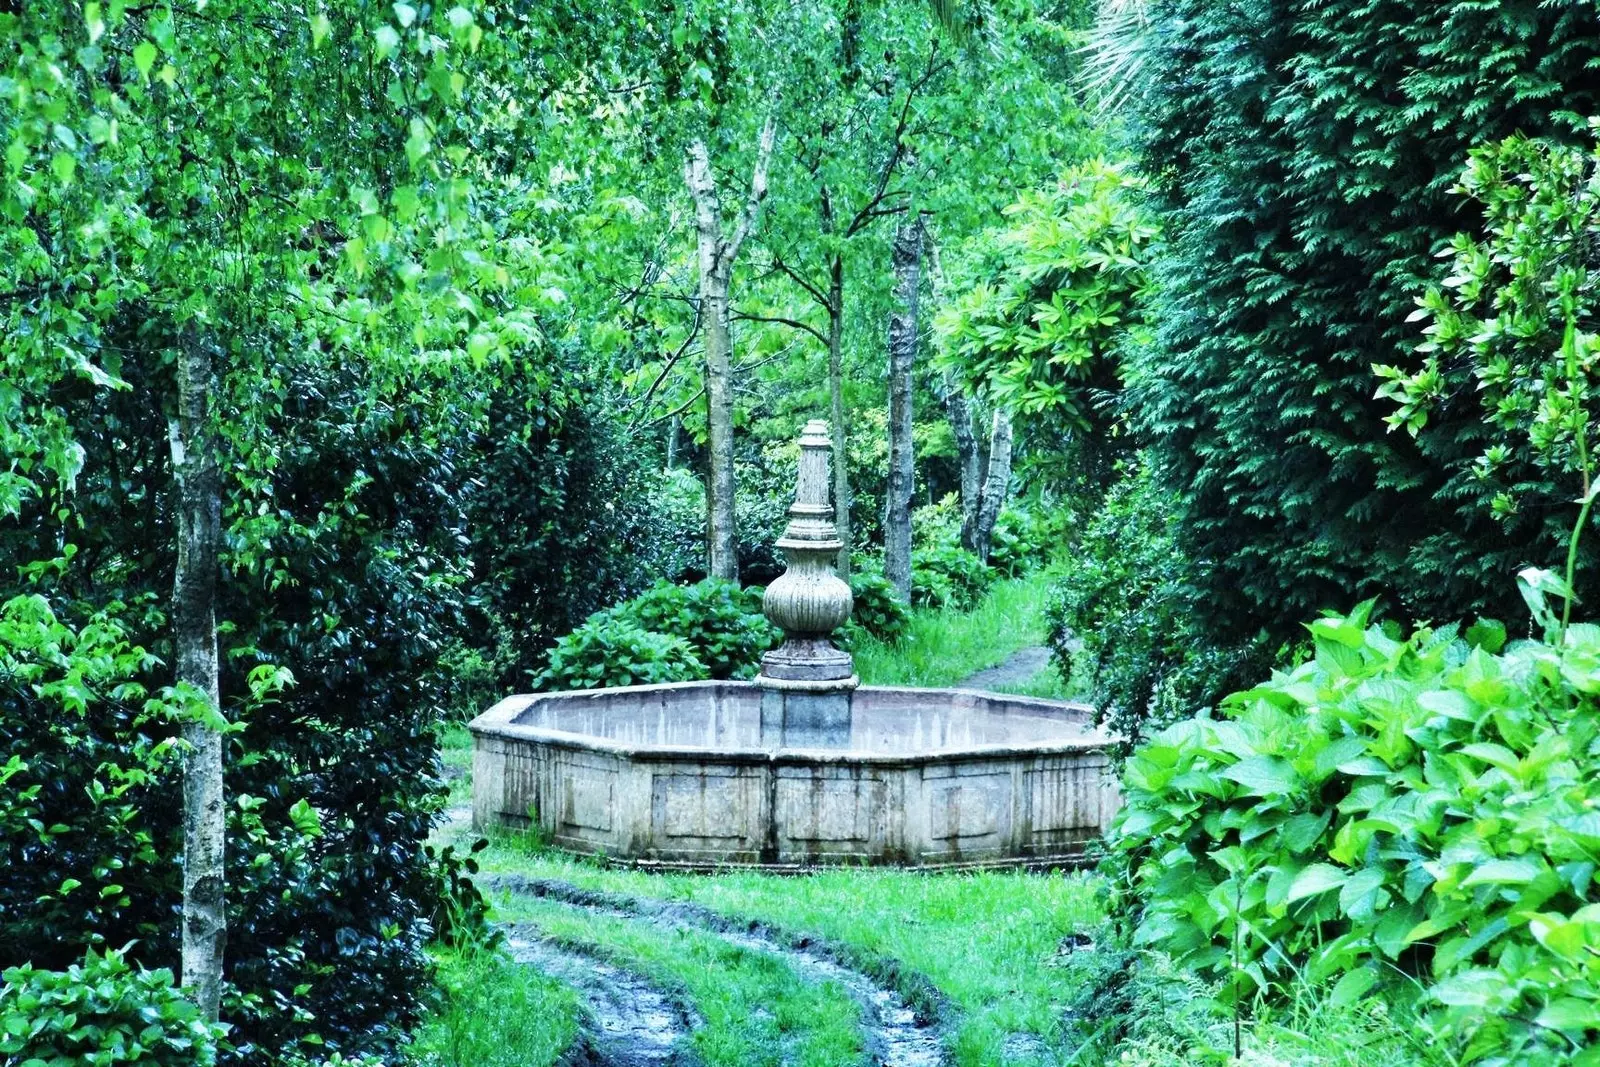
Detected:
left=958, top=645, right=1052, bottom=691
left=488, top=875, right=949, bottom=1067
left=503, top=929, right=700, bottom=1066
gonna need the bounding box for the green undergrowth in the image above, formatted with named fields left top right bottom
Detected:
left=476, top=837, right=1102, bottom=1067
left=410, top=943, right=581, bottom=1067
left=991, top=668, right=1078, bottom=701
left=852, top=572, right=1068, bottom=691
left=493, top=892, right=863, bottom=1067
left=437, top=722, right=473, bottom=809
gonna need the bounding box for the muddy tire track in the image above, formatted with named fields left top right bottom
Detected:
left=501, top=925, right=701, bottom=1067
left=486, top=875, right=949, bottom=1067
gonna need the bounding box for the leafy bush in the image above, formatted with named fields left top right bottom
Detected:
left=617, top=579, right=779, bottom=680
left=1047, top=461, right=1264, bottom=745
left=1113, top=598, right=1600, bottom=1064
left=643, top=468, right=711, bottom=584
left=538, top=618, right=705, bottom=690
left=987, top=505, right=1068, bottom=579
left=0, top=949, right=226, bottom=1066
left=911, top=544, right=994, bottom=611
left=1122, top=0, right=1600, bottom=662
left=847, top=569, right=910, bottom=645
left=934, top=160, right=1155, bottom=436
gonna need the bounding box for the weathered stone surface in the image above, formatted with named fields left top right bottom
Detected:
left=469, top=682, right=1120, bottom=869
left=761, top=419, right=856, bottom=684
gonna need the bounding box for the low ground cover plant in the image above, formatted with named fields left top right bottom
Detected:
left=1114, top=598, right=1600, bottom=1063
left=911, top=543, right=994, bottom=611
left=537, top=578, right=779, bottom=689
left=0, top=949, right=226, bottom=1066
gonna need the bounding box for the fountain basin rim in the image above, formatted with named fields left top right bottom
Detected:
left=466, top=679, right=1117, bottom=762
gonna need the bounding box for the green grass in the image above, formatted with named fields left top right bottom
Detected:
left=494, top=892, right=863, bottom=1067
left=475, top=837, right=1102, bottom=1067
left=852, top=572, right=1060, bottom=689
left=991, top=666, right=1078, bottom=701
left=410, top=943, right=581, bottom=1067
left=438, top=721, right=473, bottom=809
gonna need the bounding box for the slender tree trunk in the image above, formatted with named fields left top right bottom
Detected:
left=169, top=333, right=225, bottom=1022
left=666, top=416, right=680, bottom=470
left=884, top=216, right=925, bottom=603
left=684, top=116, right=776, bottom=583
left=944, top=378, right=982, bottom=551
left=828, top=253, right=851, bottom=577
left=701, top=269, right=738, bottom=579
left=973, top=406, right=1013, bottom=563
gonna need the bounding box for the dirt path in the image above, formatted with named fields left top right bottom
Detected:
left=958, top=645, right=1053, bottom=691
left=502, top=928, right=701, bottom=1067
left=490, top=875, right=948, bottom=1067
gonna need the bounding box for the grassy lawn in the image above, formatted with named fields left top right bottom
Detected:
left=475, top=833, right=1103, bottom=1067
left=851, top=572, right=1067, bottom=691
left=410, top=944, right=581, bottom=1067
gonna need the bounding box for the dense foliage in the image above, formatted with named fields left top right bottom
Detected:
left=910, top=543, right=995, bottom=611
left=538, top=578, right=778, bottom=690
left=538, top=621, right=706, bottom=691
left=936, top=160, right=1153, bottom=436
left=1378, top=124, right=1600, bottom=542
left=0, top=950, right=226, bottom=1067
left=845, top=569, right=911, bottom=645
left=1122, top=0, right=1600, bottom=684
left=1046, top=460, right=1265, bottom=745
left=1114, top=601, right=1600, bottom=1064
left=1, top=2, right=650, bottom=1060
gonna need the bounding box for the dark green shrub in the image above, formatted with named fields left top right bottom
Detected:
left=616, top=579, right=780, bottom=680
left=1113, top=600, right=1600, bottom=1064
left=1, top=355, right=506, bottom=1064
left=848, top=570, right=910, bottom=644
left=0, top=949, right=226, bottom=1066
left=538, top=618, right=705, bottom=690
left=1123, top=0, right=1600, bottom=661
left=911, top=544, right=994, bottom=611
left=1046, top=460, right=1266, bottom=747
left=987, top=505, right=1069, bottom=578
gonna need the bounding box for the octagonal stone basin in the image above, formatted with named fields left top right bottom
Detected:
left=469, top=681, right=1120, bottom=870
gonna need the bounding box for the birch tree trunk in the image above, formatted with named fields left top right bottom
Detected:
left=700, top=265, right=738, bottom=580
left=827, top=254, right=851, bottom=577
left=169, top=333, right=225, bottom=1022
left=972, top=406, right=1013, bottom=563
left=943, top=379, right=982, bottom=551
left=884, top=215, right=925, bottom=603
left=685, top=116, right=777, bottom=582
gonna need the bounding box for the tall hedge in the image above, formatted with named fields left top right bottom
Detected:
left=1125, top=0, right=1600, bottom=650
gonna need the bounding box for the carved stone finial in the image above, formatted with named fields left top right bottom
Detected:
left=760, top=419, right=857, bottom=689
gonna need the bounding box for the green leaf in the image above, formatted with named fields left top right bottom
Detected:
left=374, top=24, right=400, bottom=60
left=1220, top=756, right=1298, bottom=796
left=1461, top=857, right=1543, bottom=887
left=1285, top=862, right=1347, bottom=904
left=1535, top=998, right=1600, bottom=1033
left=50, top=151, right=76, bottom=185
left=132, top=41, right=157, bottom=82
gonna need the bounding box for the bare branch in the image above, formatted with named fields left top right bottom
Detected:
left=642, top=388, right=706, bottom=429
left=629, top=305, right=703, bottom=427
left=769, top=256, right=832, bottom=310
left=733, top=309, right=829, bottom=348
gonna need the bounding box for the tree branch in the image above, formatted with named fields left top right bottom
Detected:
left=725, top=113, right=778, bottom=266
left=733, top=309, right=829, bottom=348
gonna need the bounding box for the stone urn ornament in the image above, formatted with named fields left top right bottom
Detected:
left=758, top=418, right=858, bottom=691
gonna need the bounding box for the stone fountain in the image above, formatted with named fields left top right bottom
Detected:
left=469, top=419, right=1118, bottom=869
